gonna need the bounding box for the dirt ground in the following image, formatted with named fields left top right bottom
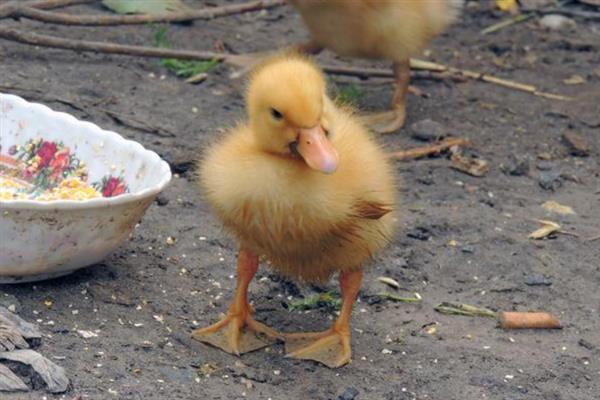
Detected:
left=1, top=1, right=599, bottom=399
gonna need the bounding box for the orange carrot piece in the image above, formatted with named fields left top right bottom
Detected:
left=498, top=311, right=562, bottom=329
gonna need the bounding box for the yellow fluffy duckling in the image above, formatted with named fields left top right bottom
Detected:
left=193, top=53, right=397, bottom=368
left=289, top=0, right=464, bottom=133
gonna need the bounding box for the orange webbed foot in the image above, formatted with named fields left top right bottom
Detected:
left=360, top=107, right=407, bottom=134
left=284, top=327, right=352, bottom=368
left=192, top=310, right=281, bottom=355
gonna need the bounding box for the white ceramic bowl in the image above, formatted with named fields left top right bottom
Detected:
left=0, top=93, right=172, bottom=283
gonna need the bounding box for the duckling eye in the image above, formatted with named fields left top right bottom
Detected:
left=270, top=108, right=283, bottom=120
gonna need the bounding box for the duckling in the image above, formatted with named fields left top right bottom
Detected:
left=193, top=53, right=397, bottom=368
left=289, top=0, right=464, bottom=133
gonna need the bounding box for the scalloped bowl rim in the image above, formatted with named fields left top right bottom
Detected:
left=0, top=93, right=172, bottom=210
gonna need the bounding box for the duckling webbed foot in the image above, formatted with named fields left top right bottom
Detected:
left=360, top=59, right=411, bottom=134
left=285, top=327, right=351, bottom=368
left=192, top=309, right=280, bottom=355
left=284, top=269, right=363, bottom=368
left=192, top=248, right=281, bottom=355
left=360, top=108, right=406, bottom=134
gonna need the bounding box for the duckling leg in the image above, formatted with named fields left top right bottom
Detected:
left=360, top=59, right=411, bottom=134
left=285, top=269, right=363, bottom=368
left=192, top=249, right=281, bottom=355
left=229, top=40, right=322, bottom=79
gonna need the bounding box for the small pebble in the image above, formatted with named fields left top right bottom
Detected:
left=501, top=154, right=529, bottom=176
left=155, top=195, right=169, bottom=206
left=410, top=119, right=447, bottom=142
left=525, top=275, right=553, bottom=286
left=578, top=339, right=594, bottom=350
left=407, top=226, right=432, bottom=241
left=461, top=245, right=475, bottom=254
left=338, top=387, right=359, bottom=400
left=562, top=131, right=590, bottom=157
left=536, top=160, right=555, bottom=171
left=0, top=293, right=21, bottom=313
left=538, top=171, right=562, bottom=191
left=539, top=14, right=576, bottom=30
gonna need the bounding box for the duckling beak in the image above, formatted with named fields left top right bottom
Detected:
left=297, top=125, right=339, bottom=174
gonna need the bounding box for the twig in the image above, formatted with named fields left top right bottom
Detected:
left=321, top=64, right=463, bottom=82
left=377, top=292, right=422, bottom=303
left=557, top=230, right=580, bottom=238
left=0, top=28, right=469, bottom=84
left=0, top=26, right=237, bottom=62
left=0, top=27, right=571, bottom=101
left=388, top=137, right=470, bottom=161
left=534, top=91, right=572, bottom=101
left=435, top=302, right=498, bottom=318
left=481, top=13, right=534, bottom=35
left=0, top=0, right=94, bottom=19
left=586, top=234, right=600, bottom=242
left=321, top=65, right=394, bottom=79
left=6, top=0, right=287, bottom=25
left=410, top=58, right=572, bottom=101
left=480, top=0, right=577, bottom=34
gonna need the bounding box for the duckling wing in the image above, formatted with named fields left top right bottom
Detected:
left=352, top=200, right=393, bottom=220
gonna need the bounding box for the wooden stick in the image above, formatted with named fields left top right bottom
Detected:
left=498, top=311, right=562, bottom=329
left=388, top=137, right=470, bottom=161
left=0, top=0, right=94, bottom=19
left=410, top=58, right=571, bottom=100
left=413, top=59, right=537, bottom=92
left=481, top=13, right=533, bottom=35
left=534, top=91, right=572, bottom=101
left=0, top=26, right=237, bottom=62
left=0, top=28, right=469, bottom=84
left=322, top=65, right=462, bottom=82
left=586, top=234, right=600, bottom=242
left=479, top=0, right=582, bottom=35
left=7, top=0, right=286, bottom=25
left=321, top=65, right=394, bottom=78
left=557, top=230, right=580, bottom=238
left=0, top=27, right=571, bottom=102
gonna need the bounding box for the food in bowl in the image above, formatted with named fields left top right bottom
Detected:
left=0, top=137, right=128, bottom=201
left=0, top=93, right=172, bottom=283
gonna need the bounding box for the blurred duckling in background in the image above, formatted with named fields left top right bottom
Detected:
left=193, top=53, right=397, bottom=368
left=289, top=0, right=464, bottom=133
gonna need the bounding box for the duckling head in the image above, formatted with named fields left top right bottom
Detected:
left=246, top=54, right=338, bottom=174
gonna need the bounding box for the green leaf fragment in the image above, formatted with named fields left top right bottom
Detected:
left=377, top=292, right=422, bottom=303
left=151, top=25, right=218, bottom=78
left=102, top=0, right=188, bottom=15
left=289, top=291, right=341, bottom=311
left=434, top=302, right=498, bottom=318
left=159, top=58, right=218, bottom=78
left=335, top=85, right=364, bottom=106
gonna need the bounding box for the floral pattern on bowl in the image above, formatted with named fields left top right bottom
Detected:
left=0, top=93, right=172, bottom=283
left=1, top=138, right=129, bottom=200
